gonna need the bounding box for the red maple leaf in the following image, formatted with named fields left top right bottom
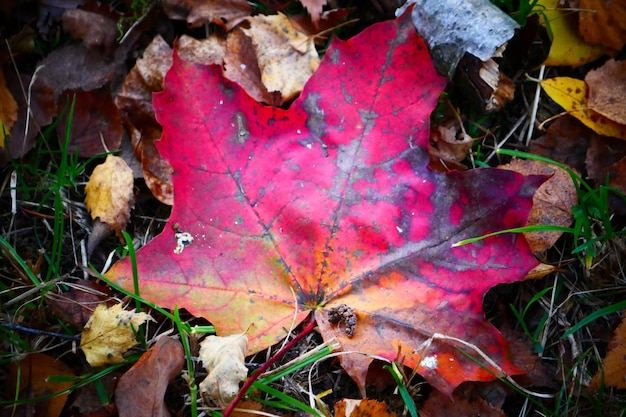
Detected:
left=106, top=12, right=543, bottom=395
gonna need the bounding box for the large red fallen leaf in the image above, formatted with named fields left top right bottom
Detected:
left=106, top=11, right=543, bottom=395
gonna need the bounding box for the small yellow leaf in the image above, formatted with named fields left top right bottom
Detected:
left=524, top=263, right=557, bottom=280
left=541, top=77, right=626, bottom=140
left=539, top=0, right=611, bottom=67
left=84, top=154, right=134, bottom=237
left=198, top=333, right=248, bottom=408
left=242, top=13, right=320, bottom=103
left=80, top=303, right=153, bottom=367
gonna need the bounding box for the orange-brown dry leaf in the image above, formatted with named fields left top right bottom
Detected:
left=85, top=155, right=134, bottom=238
left=229, top=400, right=264, bottom=417
left=585, top=59, right=626, bottom=125
left=525, top=263, right=557, bottom=280
left=80, top=303, right=153, bottom=367
left=4, top=70, right=56, bottom=159
left=242, top=13, right=320, bottom=103
left=0, top=68, right=18, bottom=135
left=224, top=28, right=282, bottom=106
left=420, top=389, right=505, bottom=417
left=540, top=0, right=610, bottom=67
left=161, top=0, right=251, bottom=29
left=541, top=77, right=626, bottom=140
left=334, top=398, right=397, bottom=417
left=500, top=159, right=576, bottom=254
left=198, top=333, right=248, bottom=408
left=7, top=353, right=74, bottom=417
left=115, top=336, right=184, bottom=417
left=579, top=0, right=626, bottom=51
left=590, top=313, right=626, bottom=389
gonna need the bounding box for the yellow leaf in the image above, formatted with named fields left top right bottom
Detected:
left=539, top=0, right=610, bottom=67
left=84, top=154, right=134, bottom=237
left=80, top=303, right=153, bottom=367
left=198, top=333, right=248, bottom=408
left=242, top=13, right=320, bottom=103
left=541, top=77, right=626, bottom=140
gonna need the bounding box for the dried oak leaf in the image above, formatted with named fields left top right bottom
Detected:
left=85, top=154, right=134, bottom=239
left=115, top=336, right=184, bottom=417
left=500, top=159, right=576, bottom=255
left=242, top=13, right=320, bottom=103
left=115, top=35, right=174, bottom=205
left=585, top=59, right=626, bottom=125
left=224, top=28, right=282, bottom=106
left=80, top=303, right=153, bottom=367
left=161, top=0, right=252, bottom=29
left=198, top=333, right=248, bottom=407
left=107, top=11, right=544, bottom=396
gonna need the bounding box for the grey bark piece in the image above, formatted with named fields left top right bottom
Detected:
left=397, top=0, right=519, bottom=78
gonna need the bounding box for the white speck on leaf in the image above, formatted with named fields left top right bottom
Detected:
left=420, top=355, right=438, bottom=370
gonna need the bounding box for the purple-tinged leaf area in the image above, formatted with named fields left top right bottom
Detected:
left=106, top=11, right=544, bottom=395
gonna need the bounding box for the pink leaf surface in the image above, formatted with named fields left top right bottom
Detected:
left=107, top=11, right=543, bottom=395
